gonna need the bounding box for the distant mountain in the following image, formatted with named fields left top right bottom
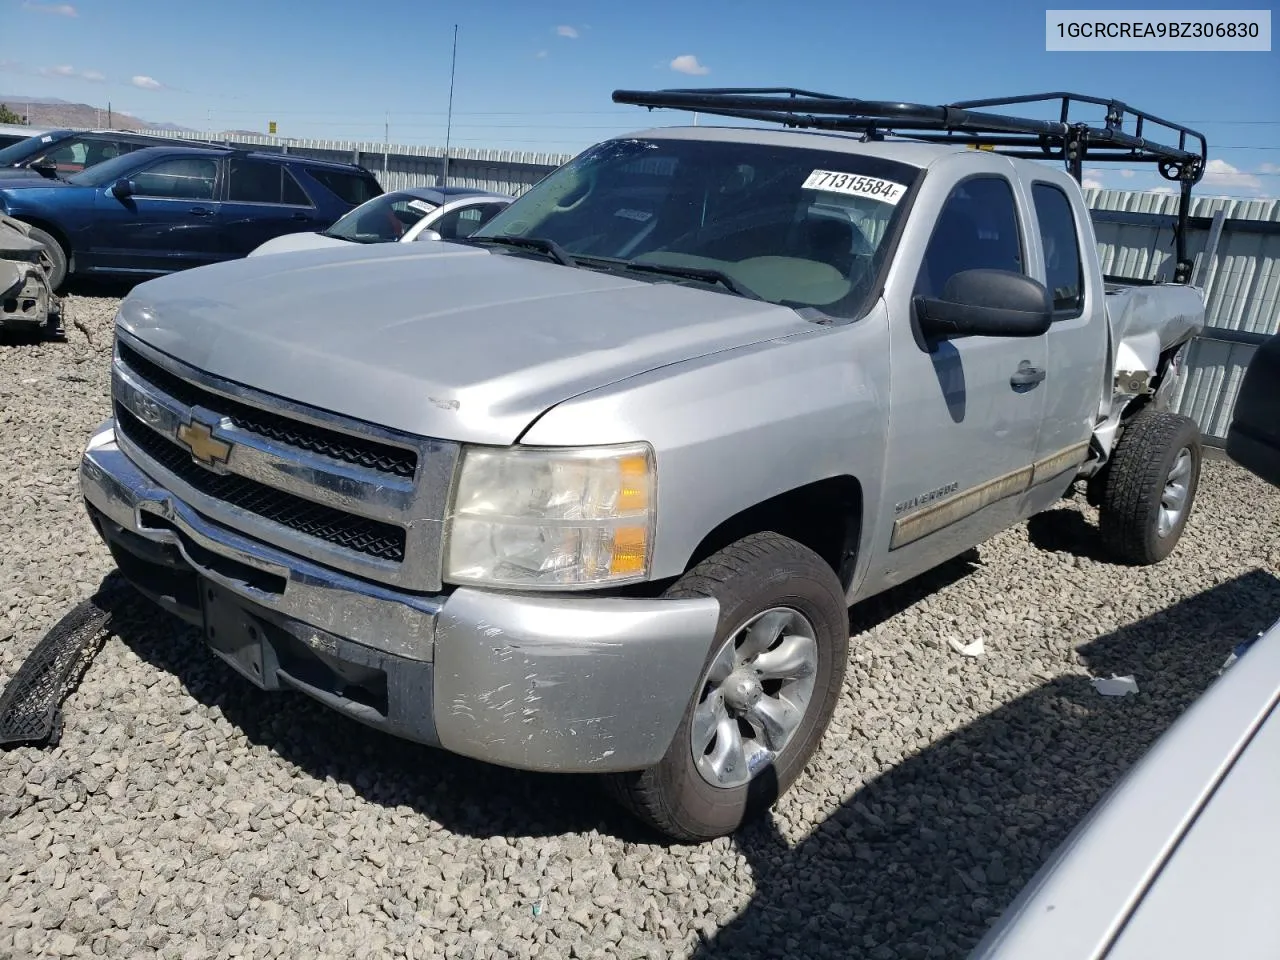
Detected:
left=0, top=95, right=196, bottom=132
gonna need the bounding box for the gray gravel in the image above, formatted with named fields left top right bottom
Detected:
left=3, top=295, right=1280, bottom=960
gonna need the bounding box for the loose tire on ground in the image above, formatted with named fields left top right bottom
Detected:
left=604, top=532, right=850, bottom=842
left=24, top=225, right=68, bottom=292
left=1097, top=409, right=1202, bottom=565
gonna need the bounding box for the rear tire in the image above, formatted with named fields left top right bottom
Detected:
left=604, top=532, right=849, bottom=842
left=25, top=225, right=68, bottom=292
left=1097, top=409, right=1202, bottom=565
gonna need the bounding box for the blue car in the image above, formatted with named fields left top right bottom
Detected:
left=0, top=145, right=383, bottom=289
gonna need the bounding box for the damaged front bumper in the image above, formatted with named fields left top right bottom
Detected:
left=79, top=419, right=720, bottom=773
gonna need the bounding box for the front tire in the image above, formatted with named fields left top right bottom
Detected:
left=25, top=225, right=68, bottom=292
left=605, top=532, right=849, bottom=842
left=1097, top=409, right=1202, bottom=565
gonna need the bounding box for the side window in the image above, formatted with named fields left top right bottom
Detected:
left=1031, top=183, right=1085, bottom=317
left=475, top=202, right=507, bottom=228
left=43, top=139, right=89, bottom=172
left=281, top=168, right=311, bottom=206
left=131, top=157, right=217, bottom=200
left=306, top=167, right=381, bottom=206
left=227, top=158, right=282, bottom=203
left=915, top=176, right=1023, bottom=299
left=431, top=206, right=488, bottom=240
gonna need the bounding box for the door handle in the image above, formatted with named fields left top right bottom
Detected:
left=1011, top=362, right=1047, bottom=388
left=291, top=212, right=309, bottom=221
left=189, top=206, right=214, bottom=217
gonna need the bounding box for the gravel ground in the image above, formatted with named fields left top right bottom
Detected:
left=2, top=293, right=1280, bottom=960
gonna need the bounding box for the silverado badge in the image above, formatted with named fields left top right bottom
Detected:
left=176, top=420, right=232, bottom=468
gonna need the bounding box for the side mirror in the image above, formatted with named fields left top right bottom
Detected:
left=110, top=178, right=134, bottom=199
left=30, top=159, right=58, bottom=179
left=914, top=269, right=1052, bottom=339
left=414, top=228, right=443, bottom=242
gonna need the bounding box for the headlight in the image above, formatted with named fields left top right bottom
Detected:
left=444, top=443, right=655, bottom=589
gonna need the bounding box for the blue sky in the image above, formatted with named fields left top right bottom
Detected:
left=2, top=0, right=1277, bottom=198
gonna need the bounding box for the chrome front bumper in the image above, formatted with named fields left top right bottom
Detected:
left=80, top=419, right=721, bottom=773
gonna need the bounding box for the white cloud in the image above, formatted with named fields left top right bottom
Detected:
left=1081, top=176, right=1104, bottom=191
left=22, top=2, right=77, bottom=15
left=556, top=25, right=578, bottom=38
left=131, top=75, right=163, bottom=91
left=1203, top=157, right=1261, bottom=190
left=1119, top=169, right=1135, bottom=178
left=670, top=54, right=710, bottom=75
left=535, top=49, right=549, bottom=59
left=1259, top=162, right=1280, bottom=175
left=1149, top=186, right=1176, bottom=195
left=36, top=63, right=104, bottom=81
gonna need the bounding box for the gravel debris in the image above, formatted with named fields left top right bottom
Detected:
left=3, top=294, right=1279, bottom=960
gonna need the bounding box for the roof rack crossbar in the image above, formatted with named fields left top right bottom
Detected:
left=611, top=86, right=1208, bottom=283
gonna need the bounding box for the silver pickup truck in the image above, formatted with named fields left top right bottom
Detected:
left=78, top=90, right=1209, bottom=841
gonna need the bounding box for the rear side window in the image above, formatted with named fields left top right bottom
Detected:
left=305, top=167, right=382, bottom=206
left=915, top=176, right=1024, bottom=299
left=1031, top=183, right=1085, bottom=317
left=227, top=158, right=313, bottom=206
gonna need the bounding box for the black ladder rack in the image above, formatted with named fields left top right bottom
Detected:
left=610, top=88, right=1209, bottom=283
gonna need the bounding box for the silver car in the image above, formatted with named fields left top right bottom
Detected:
left=248, top=185, right=512, bottom=256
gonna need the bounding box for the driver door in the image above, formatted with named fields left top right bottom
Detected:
left=862, top=171, right=1049, bottom=595
left=88, top=155, right=225, bottom=275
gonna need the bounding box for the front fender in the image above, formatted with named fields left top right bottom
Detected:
left=519, top=305, right=892, bottom=582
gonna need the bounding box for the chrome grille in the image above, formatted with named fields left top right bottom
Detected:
left=115, top=405, right=407, bottom=562
left=117, top=342, right=418, bottom=479
left=110, top=330, right=458, bottom=592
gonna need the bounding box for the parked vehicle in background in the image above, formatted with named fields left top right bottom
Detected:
left=0, top=145, right=383, bottom=289
left=969, top=334, right=1280, bottom=960
left=79, top=89, right=1210, bottom=842
left=248, top=185, right=512, bottom=257
left=0, top=125, right=52, bottom=150
left=0, top=128, right=218, bottom=182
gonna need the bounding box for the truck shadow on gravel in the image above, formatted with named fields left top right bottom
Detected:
left=693, top=567, right=1280, bottom=960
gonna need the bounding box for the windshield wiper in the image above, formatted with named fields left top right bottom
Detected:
left=467, top=235, right=577, bottom=267
left=617, top=262, right=762, bottom=300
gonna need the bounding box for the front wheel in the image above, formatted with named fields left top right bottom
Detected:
left=24, top=225, right=68, bottom=292
left=604, top=532, right=850, bottom=842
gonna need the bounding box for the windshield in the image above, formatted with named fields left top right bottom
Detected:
left=0, top=130, right=71, bottom=166
left=472, top=136, right=921, bottom=319
left=321, top=191, right=438, bottom=243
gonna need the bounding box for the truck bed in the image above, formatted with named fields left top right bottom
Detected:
left=1103, top=280, right=1206, bottom=379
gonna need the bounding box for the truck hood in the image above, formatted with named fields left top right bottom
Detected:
left=118, top=242, right=816, bottom=445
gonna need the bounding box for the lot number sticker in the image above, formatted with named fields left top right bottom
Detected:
left=802, top=169, right=906, bottom=205
left=407, top=199, right=437, bottom=214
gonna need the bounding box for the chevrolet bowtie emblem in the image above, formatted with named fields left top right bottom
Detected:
left=176, top=420, right=232, bottom=467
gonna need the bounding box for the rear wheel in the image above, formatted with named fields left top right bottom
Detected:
left=1097, top=409, right=1202, bottom=564
left=604, top=532, right=849, bottom=842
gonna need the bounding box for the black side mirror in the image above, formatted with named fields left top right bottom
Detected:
left=1225, top=332, right=1280, bottom=488
left=914, top=268, right=1053, bottom=339
left=30, top=159, right=58, bottom=179
left=110, top=178, right=134, bottom=199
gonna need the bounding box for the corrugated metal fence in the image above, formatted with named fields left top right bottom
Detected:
left=1087, top=189, right=1280, bottom=443
left=134, top=130, right=1280, bottom=442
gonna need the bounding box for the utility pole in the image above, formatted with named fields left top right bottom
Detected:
left=383, top=112, right=389, bottom=177
left=107, top=101, right=112, bottom=128
left=442, top=23, right=458, bottom=187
